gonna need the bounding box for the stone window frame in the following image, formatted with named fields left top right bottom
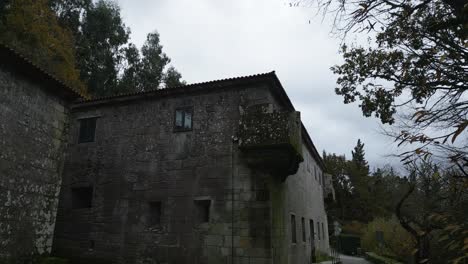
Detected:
left=78, top=116, right=99, bottom=143
left=173, top=106, right=193, bottom=132
left=290, top=213, right=297, bottom=244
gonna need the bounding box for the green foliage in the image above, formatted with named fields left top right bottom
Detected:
left=342, top=221, right=366, bottom=236
left=315, top=250, right=333, bottom=262
left=164, top=66, right=187, bottom=88
left=325, top=0, right=468, bottom=170
left=324, top=140, right=377, bottom=222
left=365, top=252, right=402, bottom=264
left=139, top=31, right=170, bottom=90
left=48, top=0, right=186, bottom=97
left=0, top=0, right=86, bottom=95
left=361, top=217, right=415, bottom=260
left=77, top=0, right=130, bottom=96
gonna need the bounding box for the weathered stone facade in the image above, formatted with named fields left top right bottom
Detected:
left=0, top=45, right=80, bottom=261
left=1, top=44, right=329, bottom=264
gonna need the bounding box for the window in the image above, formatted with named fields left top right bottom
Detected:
left=301, top=217, right=306, bottom=242
left=71, top=186, right=93, bottom=209
left=194, top=200, right=210, bottom=223
left=148, top=201, right=162, bottom=226
left=79, top=117, right=97, bottom=143
left=291, top=214, right=297, bottom=243
left=174, top=107, right=193, bottom=131
left=317, top=222, right=321, bottom=240
left=314, top=167, right=317, bottom=181
left=322, top=222, right=325, bottom=239
left=309, top=219, right=315, bottom=244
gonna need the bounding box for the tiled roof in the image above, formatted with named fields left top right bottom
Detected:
left=0, top=42, right=84, bottom=100
left=78, top=71, right=285, bottom=103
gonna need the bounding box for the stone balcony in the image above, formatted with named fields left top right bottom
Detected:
left=238, top=108, right=303, bottom=181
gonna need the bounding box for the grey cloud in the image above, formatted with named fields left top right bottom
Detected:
left=116, top=0, right=402, bottom=170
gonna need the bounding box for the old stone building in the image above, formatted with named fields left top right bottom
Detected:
left=1, top=43, right=329, bottom=264
left=0, top=44, right=82, bottom=260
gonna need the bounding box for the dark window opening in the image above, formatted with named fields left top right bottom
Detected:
left=301, top=217, right=306, bottom=242
left=310, top=219, right=315, bottom=244
left=317, top=222, right=321, bottom=240
left=174, top=108, right=193, bottom=131
left=79, top=117, right=97, bottom=143
left=194, top=200, right=210, bottom=223
left=148, top=201, right=162, bottom=226
left=71, top=187, right=93, bottom=209
left=89, top=240, right=95, bottom=251
left=322, top=222, right=325, bottom=239
left=291, top=214, right=297, bottom=243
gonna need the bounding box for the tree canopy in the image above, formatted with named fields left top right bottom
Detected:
left=295, top=0, right=467, bottom=174
left=1, top=0, right=186, bottom=98
left=0, top=0, right=86, bottom=95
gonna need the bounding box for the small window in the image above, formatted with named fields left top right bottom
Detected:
left=79, top=117, right=97, bottom=143
left=148, top=201, right=162, bottom=226
left=291, top=214, right=297, bottom=243
left=309, top=219, right=315, bottom=243
left=314, top=167, right=317, bottom=181
left=317, top=222, right=321, bottom=240
left=174, top=107, right=193, bottom=131
left=301, top=217, right=306, bottom=242
left=194, top=200, right=210, bottom=223
left=322, top=222, right=325, bottom=239
left=71, top=186, right=93, bottom=209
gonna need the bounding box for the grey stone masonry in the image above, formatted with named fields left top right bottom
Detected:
left=0, top=53, right=330, bottom=264
left=0, top=66, right=71, bottom=260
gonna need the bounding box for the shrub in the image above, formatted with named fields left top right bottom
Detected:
left=361, top=216, right=415, bottom=261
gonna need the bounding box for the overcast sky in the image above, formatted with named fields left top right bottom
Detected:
left=116, top=0, right=401, bottom=170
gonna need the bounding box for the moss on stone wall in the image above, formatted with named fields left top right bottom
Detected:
left=238, top=109, right=303, bottom=178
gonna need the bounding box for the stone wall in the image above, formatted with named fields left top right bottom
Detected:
left=0, top=67, right=70, bottom=260
left=52, top=80, right=329, bottom=264
left=53, top=84, right=279, bottom=264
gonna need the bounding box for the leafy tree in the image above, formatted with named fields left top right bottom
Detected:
left=164, top=66, right=187, bottom=88
left=294, top=0, right=467, bottom=173
left=139, top=31, right=171, bottom=90
left=48, top=0, right=186, bottom=97
left=0, top=0, right=86, bottom=95
left=77, top=0, right=130, bottom=97
left=118, top=43, right=142, bottom=92
left=396, top=160, right=467, bottom=263
left=323, top=151, right=350, bottom=220
left=49, top=0, right=92, bottom=36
